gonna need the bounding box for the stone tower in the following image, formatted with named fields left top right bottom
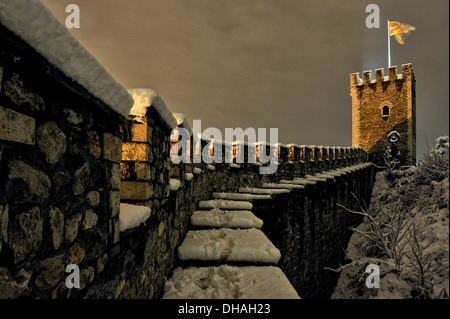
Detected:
left=350, top=63, right=416, bottom=166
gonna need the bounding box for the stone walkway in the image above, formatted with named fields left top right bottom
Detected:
left=162, top=163, right=373, bottom=299
left=162, top=190, right=300, bottom=299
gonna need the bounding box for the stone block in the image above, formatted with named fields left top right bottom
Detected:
left=130, top=122, right=152, bottom=143
left=103, top=133, right=122, bottom=163
left=49, top=207, right=64, bottom=250
left=135, top=162, right=151, bottom=181
left=2, top=73, right=45, bottom=111
left=36, top=121, right=67, bottom=164
left=86, top=131, right=101, bottom=159
left=122, top=142, right=151, bottom=162
left=120, top=181, right=153, bottom=200
left=109, top=191, right=120, bottom=217
left=0, top=105, right=35, bottom=145
left=11, top=206, right=43, bottom=263
left=109, top=163, right=121, bottom=189
left=8, top=160, right=51, bottom=200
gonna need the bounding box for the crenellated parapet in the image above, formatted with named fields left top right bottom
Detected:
left=350, top=63, right=416, bottom=166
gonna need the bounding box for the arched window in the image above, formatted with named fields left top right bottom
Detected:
left=382, top=105, right=390, bottom=118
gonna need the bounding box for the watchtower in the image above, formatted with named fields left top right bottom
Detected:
left=350, top=63, right=416, bottom=166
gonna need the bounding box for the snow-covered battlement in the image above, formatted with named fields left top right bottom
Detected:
left=128, top=88, right=177, bottom=129
left=0, top=0, right=134, bottom=118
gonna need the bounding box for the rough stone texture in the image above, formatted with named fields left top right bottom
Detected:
left=8, top=160, right=51, bottom=201
left=0, top=205, right=9, bottom=253
left=35, top=255, right=65, bottom=290
left=351, top=64, right=416, bottom=166
left=11, top=206, right=43, bottom=263
left=86, top=191, right=100, bottom=207
left=36, top=121, right=67, bottom=164
left=120, top=181, right=153, bottom=200
left=0, top=267, right=32, bottom=298
left=2, top=73, right=45, bottom=111
left=122, top=142, right=151, bottom=162
left=83, top=209, right=98, bottom=230
left=73, top=163, right=90, bottom=195
left=109, top=191, right=120, bottom=217
left=0, top=105, right=35, bottom=145
left=86, top=131, right=101, bottom=159
left=66, top=243, right=86, bottom=265
left=65, top=214, right=82, bottom=243
left=0, top=23, right=126, bottom=298
left=49, top=207, right=64, bottom=250
left=103, top=132, right=122, bottom=163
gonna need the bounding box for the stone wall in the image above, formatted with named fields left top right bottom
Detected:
left=0, top=18, right=376, bottom=299
left=0, top=23, right=124, bottom=298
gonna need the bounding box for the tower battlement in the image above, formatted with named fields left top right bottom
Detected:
left=350, top=63, right=416, bottom=166
left=350, top=63, right=414, bottom=87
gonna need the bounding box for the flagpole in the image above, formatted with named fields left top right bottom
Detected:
left=387, top=20, right=391, bottom=67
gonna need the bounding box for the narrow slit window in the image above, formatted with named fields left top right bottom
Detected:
left=382, top=105, right=390, bottom=117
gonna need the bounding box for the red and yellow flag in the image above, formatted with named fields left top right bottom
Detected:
left=389, top=21, right=415, bottom=45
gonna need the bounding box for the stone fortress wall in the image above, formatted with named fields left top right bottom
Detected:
left=0, top=4, right=376, bottom=299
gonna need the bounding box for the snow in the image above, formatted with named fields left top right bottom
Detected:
left=127, top=88, right=177, bottom=129
left=0, top=0, right=134, bottom=118
left=191, top=209, right=263, bottom=229
left=162, top=265, right=300, bottom=299
left=186, top=173, right=194, bottom=181
left=173, top=113, right=193, bottom=135
left=262, top=183, right=305, bottom=189
left=229, top=163, right=240, bottom=168
left=170, top=179, right=181, bottom=191
left=239, top=187, right=290, bottom=195
left=193, top=167, right=202, bottom=174
left=178, top=228, right=281, bottom=264
left=207, top=164, right=215, bottom=171
left=199, top=200, right=253, bottom=210
left=212, top=192, right=271, bottom=201
left=332, top=155, right=449, bottom=299
left=288, top=179, right=317, bottom=185
left=119, top=203, right=151, bottom=232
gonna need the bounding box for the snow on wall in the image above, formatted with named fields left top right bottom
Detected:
left=173, top=113, right=193, bottom=135
left=128, top=88, right=177, bottom=129
left=119, top=203, right=151, bottom=232
left=191, top=209, right=263, bottom=229
left=0, top=0, right=134, bottom=118
left=163, top=265, right=300, bottom=299
left=178, top=228, right=281, bottom=263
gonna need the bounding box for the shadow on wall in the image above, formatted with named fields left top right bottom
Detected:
left=368, top=119, right=412, bottom=166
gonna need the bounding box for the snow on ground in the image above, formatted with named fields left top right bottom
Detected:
left=199, top=200, right=253, bottom=210
left=212, top=192, right=271, bottom=201
left=207, top=164, right=215, bottom=171
left=119, top=203, right=151, bottom=232
left=193, top=167, right=202, bottom=174
left=229, top=163, right=240, bottom=168
left=0, top=0, right=133, bottom=118
left=186, top=173, right=194, bottom=181
left=163, top=265, right=300, bottom=299
left=331, top=145, right=449, bottom=299
left=191, top=209, right=263, bottom=229
left=178, top=228, right=281, bottom=264
left=239, top=187, right=290, bottom=195
left=128, top=88, right=177, bottom=129
left=170, top=179, right=181, bottom=191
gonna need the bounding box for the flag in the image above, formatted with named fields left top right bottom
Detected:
left=389, top=21, right=415, bottom=45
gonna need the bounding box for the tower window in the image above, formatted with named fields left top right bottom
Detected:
left=382, top=105, right=390, bottom=118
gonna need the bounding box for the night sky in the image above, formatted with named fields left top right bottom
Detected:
left=41, top=0, right=449, bottom=158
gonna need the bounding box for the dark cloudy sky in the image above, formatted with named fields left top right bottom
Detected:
left=41, top=0, right=449, bottom=157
